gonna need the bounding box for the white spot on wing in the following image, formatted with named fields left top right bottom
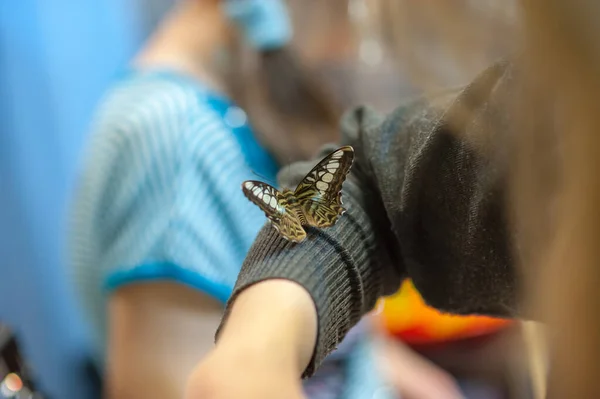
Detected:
left=264, top=194, right=271, bottom=202
left=244, top=182, right=254, bottom=190
left=316, top=181, right=328, bottom=191
left=270, top=197, right=277, bottom=208
left=322, top=173, right=333, bottom=183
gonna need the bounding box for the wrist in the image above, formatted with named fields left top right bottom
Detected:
left=216, top=279, right=318, bottom=376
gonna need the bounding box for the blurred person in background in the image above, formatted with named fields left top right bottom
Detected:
left=186, top=0, right=600, bottom=398
left=66, top=0, right=399, bottom=398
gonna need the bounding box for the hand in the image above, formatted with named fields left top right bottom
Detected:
left=371, top=321, right=465, bottom=399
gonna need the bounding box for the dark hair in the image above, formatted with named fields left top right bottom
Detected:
left=258, top=48, right=340, bottom=127
left=224, top=37, right=342, bottom=164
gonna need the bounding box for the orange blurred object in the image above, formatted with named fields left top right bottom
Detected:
left=375, top=280, right=512, bottom=345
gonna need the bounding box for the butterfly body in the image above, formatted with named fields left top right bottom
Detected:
left=242, top=146, right=355, bottom=243
left=276, top=190, right=307, bottom=224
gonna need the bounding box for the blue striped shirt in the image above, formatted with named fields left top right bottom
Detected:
left=69, top=69, right=278, bottom=359
left=68, top=69, right=392, bottom=399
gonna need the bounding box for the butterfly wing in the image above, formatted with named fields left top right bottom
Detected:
left=293, top=146, right=355, bottom=228
left=241, top=180, right=282, bottom=218
left=241, top=180, right=307, bottom=242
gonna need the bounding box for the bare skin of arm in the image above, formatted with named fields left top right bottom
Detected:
left=105, top=282, right=224, bottom=399
left=184, top=279, right=464, bottom=399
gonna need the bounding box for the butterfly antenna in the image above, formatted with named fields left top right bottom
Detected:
left=285, top=156, right=294, bottom=189
left=250, top=170, right=277, bottom=186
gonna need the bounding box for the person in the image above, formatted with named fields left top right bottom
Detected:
left=183, top=12, right=555, bottom=399
left=187, top=59, right=516, bottom=399
left=67, top=0, right=395, bottom=398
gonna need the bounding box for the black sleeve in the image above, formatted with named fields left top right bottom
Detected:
left=217, top=61, right=517, bottom=378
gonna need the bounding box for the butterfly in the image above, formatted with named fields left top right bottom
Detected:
left=242, top=146, right=355, bottom=243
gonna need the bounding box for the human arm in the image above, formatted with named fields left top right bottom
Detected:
left=105, top=282, right=223, bottom=399
left=191, top=61, right=516, bottom=393
left=370, top=318, right=465, bottom=399
left=93, top=106, right=262, bottom=398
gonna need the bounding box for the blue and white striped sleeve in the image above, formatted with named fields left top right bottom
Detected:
left=75, top=80, right=255, bottom=303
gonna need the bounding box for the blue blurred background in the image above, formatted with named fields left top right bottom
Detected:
left=0, top=1, right=171, bottom=397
